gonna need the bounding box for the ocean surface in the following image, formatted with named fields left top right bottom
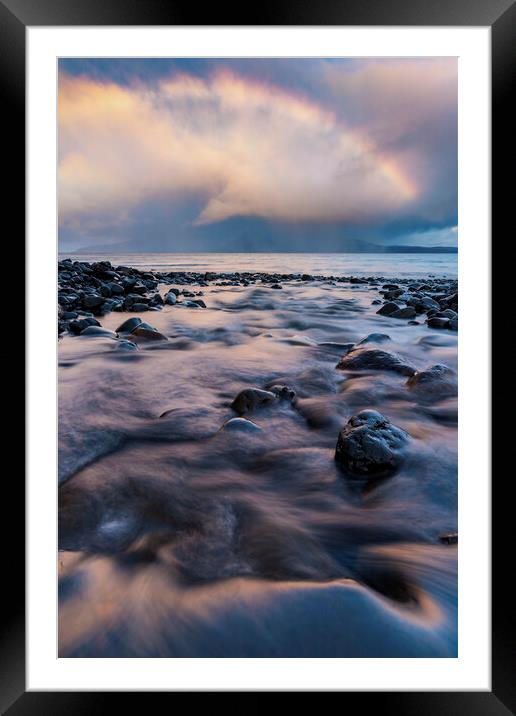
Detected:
left=60, top=252, right=458, bottom=279
left=58, top=256, right=457, bottom=657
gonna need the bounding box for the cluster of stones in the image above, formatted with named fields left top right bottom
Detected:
left=333, top=335, right=457, bottom=482
left=57, top=259, right=207, bottom=336
left=374, top=280, right=458, bottom=330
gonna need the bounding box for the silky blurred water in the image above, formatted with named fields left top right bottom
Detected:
left=60, top=252, right=458, bottom=279
left=58, top=270, right=457, bottom=657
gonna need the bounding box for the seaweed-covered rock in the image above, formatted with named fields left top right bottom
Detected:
left=335, top=410, right=409, bottom=478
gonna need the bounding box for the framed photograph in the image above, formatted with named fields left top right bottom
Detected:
left=4, top=0, right=509, bottom=708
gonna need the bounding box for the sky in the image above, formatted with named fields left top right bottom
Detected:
left=58, top=58, right=457, bottom=252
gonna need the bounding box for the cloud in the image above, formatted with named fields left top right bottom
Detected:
left=58, top=64, right=450, bottom=234
left=386, top=225, right=458, bottom=247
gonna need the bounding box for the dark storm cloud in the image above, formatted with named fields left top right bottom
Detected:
left=58, top=58, right=457, bottom=251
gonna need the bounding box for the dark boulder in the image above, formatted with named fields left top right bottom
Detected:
left=390, top=306, right=416, bottom=319
left=222, top=417, right=262, bottom=432
left=335, top=410, right=409, bottom=478
left=336, top=348, right=415, bottom=376
left=406, top=364, right=457, bottom=400
left=108, top=282, right=125, bottom=295
left=231, top=388, right=277, bottom=414
left=356, top=333, right=391, bottom=346
left=131, top=327, right=167, bottom=341
left=68, top=317, right=100, bottom=335
left=82, top=294, right=104, bottom=309
left=269, top=385, right=297, bottom=403
left=116, top=316, right=142, bottom=333
left=376, top=302, right=400, bottom=316
left=427, top=316, right=450, bottom=329
left=79, top=326, right=117, bottom=338
left=115, top=339, right=139, bottom=351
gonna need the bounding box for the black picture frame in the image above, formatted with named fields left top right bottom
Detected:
left=3, top=0, right=509, bottom=709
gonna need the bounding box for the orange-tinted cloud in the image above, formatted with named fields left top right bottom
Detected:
left=58, top=68, right=422, bottom=230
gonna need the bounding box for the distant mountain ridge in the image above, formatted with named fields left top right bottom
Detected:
left=73, top=239, right=457, bottom=254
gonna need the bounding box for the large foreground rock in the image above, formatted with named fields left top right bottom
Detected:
left=335, top=410, right=409, bottom=478
left=336, top=348, right=415, bottom=376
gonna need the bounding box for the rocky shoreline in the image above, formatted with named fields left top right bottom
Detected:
left=58, top=258, right=458, bottom=655
left=58, top=258, right=458, bottom=339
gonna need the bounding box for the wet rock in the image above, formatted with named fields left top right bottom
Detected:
left=148, top=293, right=164, bottom=307
left=68, top=317, right=101, bottom=335
left=427, top=316, right=450, bottom=329
left=442, top=292, right=458, bottom=311
left=132, top=321, right=157, bottom=332
left=406, top=364, right=457, bottom=400
left=269, top=385, right=297, bottom=403
left=130, top=302, right=149, bottom=312
left=222, top=417, right=262, bottom=432
left=82, top=294, right=104, bottom=309
left=336, top=348, right=415, bottom=376
left=390, top=306, right=416, bottom=319
left=415, top=296, right=441, bottom=312
left=165, top=292, right=177, bottom=305
left=436, top=308, right=457, bottom=319
left=180, top=298, right=206, bottom=308
left=439, top=532, right=458, bottom=545
left=116, top=316, right=142, bottom=333
left=270, top=284, right=283, bottom=289
left=131, top=327, right=168, bottom=341
left=80, top=326, right=117, bottom=338
left=376, top=302, right=400, bottom=316
left=383, top=289, right=404, bottom=300
left=356, top=333, right=391, bottom=346
left=335, top=410, right=409, bottom=478
left=231, top=388, right=277, bottom=414
left=108, top=282, right=125, bottom=295
left=115, top=340, right=139, bottom=351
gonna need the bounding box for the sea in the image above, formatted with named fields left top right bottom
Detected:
left=59, top=252, right=458, bottom=279
left=58, top=251, right=458, bottom=657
